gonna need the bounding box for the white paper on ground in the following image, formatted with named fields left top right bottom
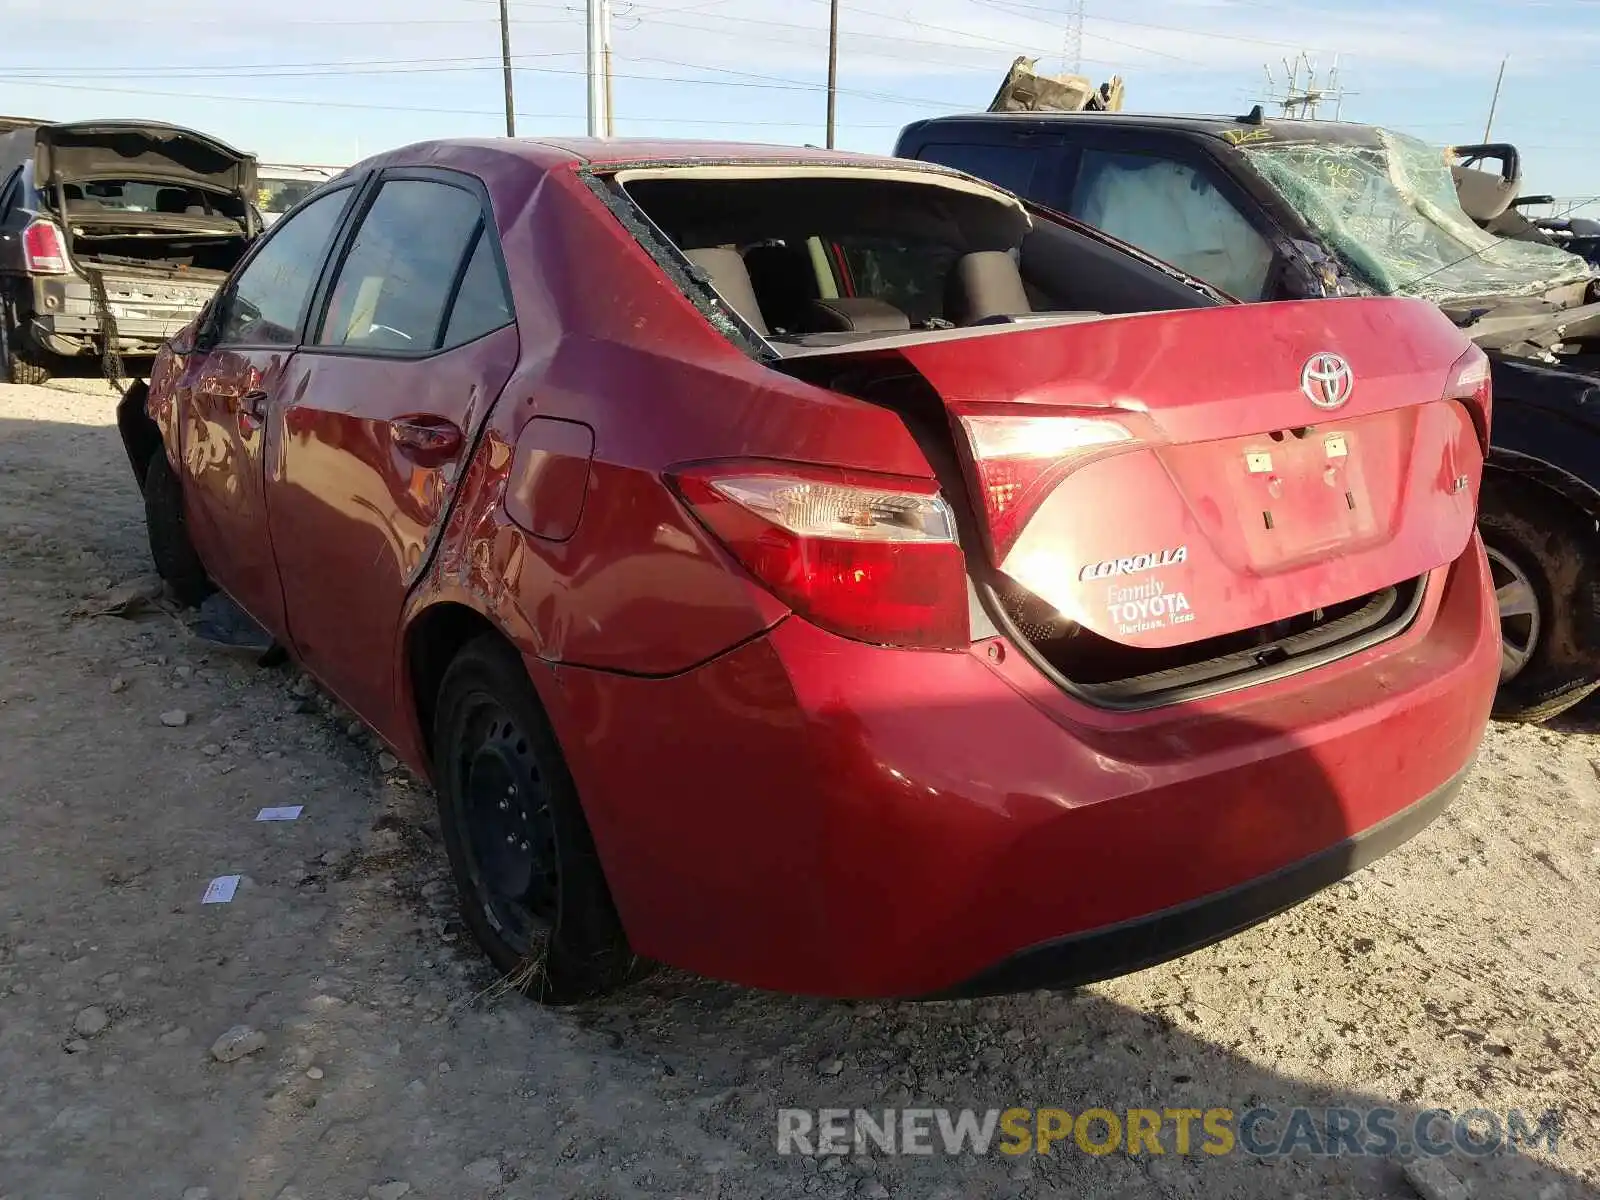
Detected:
left=201, top=875, right=242, bottom=904
left=256, top=806, right=304, bottom=822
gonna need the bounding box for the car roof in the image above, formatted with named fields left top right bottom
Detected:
left=901, top=111, right=1389, bottom=147
left=350, top=136, right=943, bottom=177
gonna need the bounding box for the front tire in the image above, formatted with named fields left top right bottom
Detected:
left=432, top=635, right=641, bottom=1003
left=142, top=449, right=214, bottom=608
left=1479, top=475, right=1600, bottom=722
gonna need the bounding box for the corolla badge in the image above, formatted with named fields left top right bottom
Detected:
left=1300, top=352, right=1354, bottom=410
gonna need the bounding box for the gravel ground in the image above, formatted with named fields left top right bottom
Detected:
left=1, top=378, right=1597, bottom=1200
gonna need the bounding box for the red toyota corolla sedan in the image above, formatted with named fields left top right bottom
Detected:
left=119, top=138, right=1499, bottom=1002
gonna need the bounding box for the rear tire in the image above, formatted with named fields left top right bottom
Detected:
left=1478, top=475, right=1600, bottom=723
left=432, top=635, right=643, bottom=1003
left=142, top=449, right=214, bottom=608
left=0, top=300, right=51, bottom=386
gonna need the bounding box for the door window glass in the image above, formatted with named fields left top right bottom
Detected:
left=441, top=229, right=514, bottom=348
left=1069, top=150, right=1273, bottom=299
left=218, top=186, right=351, bottom=345
left=921, top=143, right=1040, bottom=196
left=318, top=179, right=483, bottom=352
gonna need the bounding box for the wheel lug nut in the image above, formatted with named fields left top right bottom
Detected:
left=506, top=834, right=515, bottom=844
left=519, top=841, right=529, bottom=851
left=498, top=800, right=508, bottom=810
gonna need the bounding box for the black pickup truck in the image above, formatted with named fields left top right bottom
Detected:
left=898, top=111, right=1600, bottom=722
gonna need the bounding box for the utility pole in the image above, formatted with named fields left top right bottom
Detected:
left=601, top=0, right=615, bottom=136
left=825, top=0, right=839, bottom=148
left=1483, top=55, right=1508, bottom=143
left=586, top=0, right=608, bottom=137
left=498, top=0, right=515, bottom=136
left=1062, top=0, right=1084, bottom=75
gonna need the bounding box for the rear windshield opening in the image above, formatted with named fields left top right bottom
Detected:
left=621, top=174, right=1039, bottom=341
left=609, top=167, right=1220, bottom=354
left=997, top=575, right=1427, bottom=707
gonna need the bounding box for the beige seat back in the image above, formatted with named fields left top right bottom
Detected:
left=683, top=248, right=769, bottom=335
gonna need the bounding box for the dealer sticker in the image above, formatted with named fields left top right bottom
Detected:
left=1106, top=578, right=1195, bottom=637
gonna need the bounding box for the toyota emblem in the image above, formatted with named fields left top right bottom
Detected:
left=1301, top=352, right=1354, bottom=410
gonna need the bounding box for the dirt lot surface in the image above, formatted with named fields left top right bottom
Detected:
left=1, top=378, right=1598, bottom=1200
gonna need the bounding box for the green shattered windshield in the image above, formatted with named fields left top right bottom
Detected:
left=1240, top=129, right=1593, bottom=302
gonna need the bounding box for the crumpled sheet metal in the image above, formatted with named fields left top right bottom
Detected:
left=1241, top=129, right=1594, bottom=303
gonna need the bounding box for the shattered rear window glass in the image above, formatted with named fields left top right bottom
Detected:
left=1240, top=129, right=1593, bottom=302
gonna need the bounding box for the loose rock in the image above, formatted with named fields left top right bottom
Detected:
left=109, top=676, right=128, bottom=694
left=377, top=752, right=399, bottom=772
left=306, top=1066, right=324, bottom=1080
left=159, top=709, right=189, bottom=728
left=368, top=1183, right=411, bottom=1200
left=182, top=1188, right=212, bottom=1200
left=464, top=1157, right=503, bottom=1187
left=819, top=1057, right=845, bottom=1076
left=1405, top=1158, right=1470, bottom=1200
left=210, top=1025, right=267, bottom=1063
left=73, top=1006, right=109, bottom=1037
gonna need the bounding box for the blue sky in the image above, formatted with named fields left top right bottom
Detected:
left=3, top=0, right=1598, bottom=205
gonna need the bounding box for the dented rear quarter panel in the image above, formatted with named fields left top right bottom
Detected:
left=396, top=156, right=938, bottom=755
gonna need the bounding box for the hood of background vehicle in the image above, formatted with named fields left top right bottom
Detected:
left=28, top=121, right=257, bottom=197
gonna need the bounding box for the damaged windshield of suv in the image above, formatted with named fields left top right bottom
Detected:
left=1240, top=129, right=1593, bottom=302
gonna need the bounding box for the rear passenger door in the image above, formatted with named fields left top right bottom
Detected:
left=266, top=169, right=518, bottom=733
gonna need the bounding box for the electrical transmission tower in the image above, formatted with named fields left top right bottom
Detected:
left=1061, top=0, right=1085, bottom=74
left=1262, top=52, right=1348, bottom=120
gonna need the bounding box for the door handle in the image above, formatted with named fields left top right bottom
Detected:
left=391, top=415, right=462, bottom=458
left=241, top=388, right=268, bottom=418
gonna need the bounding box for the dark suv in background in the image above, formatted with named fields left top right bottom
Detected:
left=0, top=120, right=259, bottom=383
left=899, top=111, right=1600, bottom=722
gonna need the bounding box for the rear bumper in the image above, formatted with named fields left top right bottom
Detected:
left=541, top=536, right=1499, bottom=998
left=927, top=761, right=1466, bottom=998
left=26, top=274, right=213, bottom=356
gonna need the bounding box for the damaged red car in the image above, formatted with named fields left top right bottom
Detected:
left=119, top=138, right=1499, bottom=1002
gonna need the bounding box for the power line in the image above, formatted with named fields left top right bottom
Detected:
left=0, top=75, right=915, bottom=129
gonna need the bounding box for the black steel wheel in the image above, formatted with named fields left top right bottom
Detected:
left=1479, top=473, right=1600, bottom=723
left=432, top=635, right=642, bottom=1003
left=0, top=298, right=51, bottom=386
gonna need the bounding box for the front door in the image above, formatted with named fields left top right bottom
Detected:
left=178, top=184, right=357, bottom=637
left=266, top=171, right=517, bottom=732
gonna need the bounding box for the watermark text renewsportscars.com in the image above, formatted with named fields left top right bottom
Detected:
left=777, top=1106, right=1563, bottom=1160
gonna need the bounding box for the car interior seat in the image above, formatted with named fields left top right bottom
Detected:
left=742, top=242, right=820, bottom=334
left=683, top=247, right=770, bottom=335
left=945, top=250, right=1033, bottom=325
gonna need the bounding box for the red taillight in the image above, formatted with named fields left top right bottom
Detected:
left=956, top=409, right=1138, bottom=560
left=1442, top=342, right=1492, bottom=453
left=672, top=463, right=969, bottom=650
left=22, top=220, right=68, bottom=274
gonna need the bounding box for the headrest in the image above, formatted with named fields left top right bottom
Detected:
left=946, top=250, right=1031, bottom=326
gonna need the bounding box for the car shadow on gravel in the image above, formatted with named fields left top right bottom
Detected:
left=547, top=702, right=1590, bottom=1200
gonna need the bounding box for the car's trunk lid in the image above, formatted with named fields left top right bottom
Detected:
left=29, top=121, right=256, bottom=198
left=890, top=297, right=1486, bottom=650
